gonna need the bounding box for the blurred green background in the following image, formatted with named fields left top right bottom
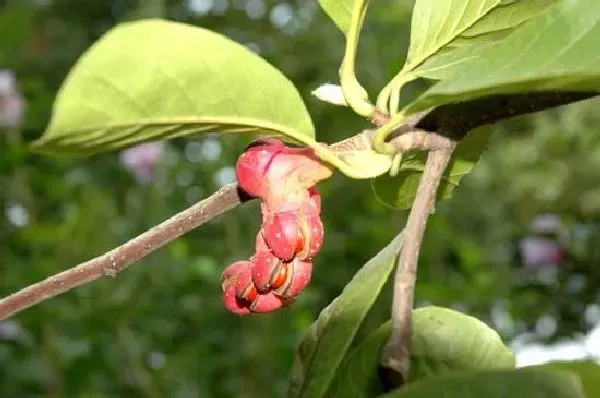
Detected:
left=1, top=0, right=599, bottom=396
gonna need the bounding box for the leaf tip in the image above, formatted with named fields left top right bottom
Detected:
left=29, top=135, right=49, bottom=154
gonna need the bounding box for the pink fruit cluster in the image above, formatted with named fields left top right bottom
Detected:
left=221, top=138, right=333, bottom=315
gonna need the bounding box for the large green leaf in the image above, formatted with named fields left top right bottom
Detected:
left=532, top=361, right=600, bottom=398
left=287, top=232, right=404, bottom=398
left=381, top=368, right=586, bottom=398
left=373, top=125, right=494, bottom=209
left=316, top=0, right=354, bottom=33
left=327, top=306, right=515, bottom=397
left=409, top=306, right=515, bottom=381
left=32, top=19, right=315, bottom=155
left=406, top=0, right=600, bottom=114
left=413, top=0, right=561, bottom=80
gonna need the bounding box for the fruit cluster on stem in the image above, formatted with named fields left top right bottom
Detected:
left=221, top=138, right=333, bottom=315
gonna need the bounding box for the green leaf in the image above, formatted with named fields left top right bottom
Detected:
left=406, top=0, right=600, bottom=114
left=327, top=306, right=515, bottom=397
left=413, top=0, right=561, bottom=80
left=531, top=361, right=600, bottom=398
left=287, top=233, right=404, bottom=398
left=326, top=320, right=391, bottom=397
left=409, top=306, right=516, bottom=381
left=32, top=19, right=315, bottom=155
left=460, top=0, right=558, bottom=37
left=373, top=125, right=494, bottom=209
left=381, top=368, right=586, bottom=398
left=316, top=0, right=354, bottom=33
left=404, top=0, right=502, bottom=72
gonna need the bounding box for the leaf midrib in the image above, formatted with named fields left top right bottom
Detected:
left=39, top=116, right=312, bottom=143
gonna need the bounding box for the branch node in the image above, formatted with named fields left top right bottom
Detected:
left=102, top=260, right=118, bottom=278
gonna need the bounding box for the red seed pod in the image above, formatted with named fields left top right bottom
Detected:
left=263, top=195, right=301, bottom=214
left=262, top=147, right=328, bottom=190
left=260, top=202, right=271, bottom=225
left=254, top=227, right=275, bottom=254
left=269, top=263, right=288, bottom=290
left=268, top=186, right=321, bottom=214
left=224, top=139, right=331, bottom=315
left=221, top=261, right=252, bottom=291
left=250, top=248, right=284, bottom=292
left=297, top=210, right=325, bottom=260
left=222, top=283, right=251, bottom=315
left=235, top=138, right=284, bottom=199
left=237, top=138, right=331, bottom=211
left=273, top=258, right=313, bottom=298
left=249, top=291, right=289, bottom=313
left=262, top=211, right=304, bottom=261
left=262, top=149, right=332, bottom=211
left=308, top=186, right=321, bottom=214
left=222, top=260, right=259, bottom=301
left=231, top=263, right=258, bottom=303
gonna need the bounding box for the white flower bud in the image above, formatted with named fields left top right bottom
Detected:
left=311, top=83, right=348, bottom=107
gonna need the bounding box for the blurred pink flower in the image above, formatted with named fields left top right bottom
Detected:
left=120, top=141, right=164, bottom=183
left=518, top=213, right=569, bottom=268
left=519, top=236, right=565, bottom=268
left=0, top=69, right=26, bottom=128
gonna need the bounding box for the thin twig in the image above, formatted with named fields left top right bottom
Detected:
left=0, top=183, right=247, bottom=320
left=379, top=140, right=457, bottom=390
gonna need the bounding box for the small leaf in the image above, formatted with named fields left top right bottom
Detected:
left=406, top=0, right=600, bottom=114
left=381, top=368, right=586, bottom=398
left=413, top=0, right=561, bottom=80
left=32, top=19, right=315, bottom=155
left=327, top=306, right=515, bottom=397
left=287, top=233, right=404, bottom=398
left=316, top=0, right=354, bottom=33
left=373, top=125, right=494, bottom=209
left=531, top=361, right=600, bottom=398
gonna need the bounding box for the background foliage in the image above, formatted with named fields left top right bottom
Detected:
left=1, top=0, right=599, bottom=396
